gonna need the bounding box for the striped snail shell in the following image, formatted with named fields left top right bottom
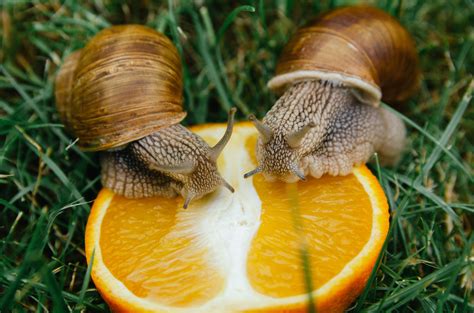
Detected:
left=55, top=25, right=186, bottom=151
left=268, top=6, right=420, bottom=106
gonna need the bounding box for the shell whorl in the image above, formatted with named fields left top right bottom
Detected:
left=54, top=25, right=186, bottom=151
left=268, top=6, right=420, bottom=106
left=55, top=50, right=82, bottom=131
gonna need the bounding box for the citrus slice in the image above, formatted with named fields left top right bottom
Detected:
left=85, top=122, right=389, bottom=313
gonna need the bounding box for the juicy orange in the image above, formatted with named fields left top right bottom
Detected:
left=85, top=122, right=389, bottom=313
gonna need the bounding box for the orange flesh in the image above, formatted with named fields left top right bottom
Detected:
left=247, top=174, right=372, bottom=297
left=245, top=136, right=372, bottom=297
left=100, top=196, right=225, bottom=307
left=95, top=129, right=377, bottom=308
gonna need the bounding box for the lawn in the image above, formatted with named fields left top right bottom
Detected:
left=0, top=0, right=472, bottom=312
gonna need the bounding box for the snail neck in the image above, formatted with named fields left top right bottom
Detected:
left=256, top=79, right=405, bottom=181
left=99, top=125, right=196, bottom=199
left=100, top=141, right=182, bottom=199
left=264, top=79, right=354, bottom=140
left=100, top=124, right=226, bottom=202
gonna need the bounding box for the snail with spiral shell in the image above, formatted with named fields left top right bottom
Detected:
left=55, top=25, right=235, bottom=208
left=245, top=6, right=420, bottom=182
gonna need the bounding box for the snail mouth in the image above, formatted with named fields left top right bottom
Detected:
left=262, top=172, right=277, bottom=182
left=244, top=164, right=306, bottom=183
left=182, top=172, right=235, bottom=209
left=272, top=162, right=306, bottom=182
left=263, top=171, right=301, bottom=183
left=290, top=164, right=306, bottom=181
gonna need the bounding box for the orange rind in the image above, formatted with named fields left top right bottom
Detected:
left=85, top=122, right=389, bottom=312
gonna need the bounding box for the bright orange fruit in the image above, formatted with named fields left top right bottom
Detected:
left=85, top=122, right=389, bottom=312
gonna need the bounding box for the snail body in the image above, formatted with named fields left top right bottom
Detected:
left=55, top=25, right=235, bottom=208
left=245, top=6, right=419, bottom=182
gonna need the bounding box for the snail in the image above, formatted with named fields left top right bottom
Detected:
left=245, top=6, right=420, bottom=182
left=55, top=25, right=236, bottom=208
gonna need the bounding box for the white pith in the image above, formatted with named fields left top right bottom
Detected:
left=88, top=124, right=387, bottom=313
left=267, top=70, right=382, bottom=107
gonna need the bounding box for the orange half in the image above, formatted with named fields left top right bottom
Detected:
left=85, top=122, right=389, bottom=312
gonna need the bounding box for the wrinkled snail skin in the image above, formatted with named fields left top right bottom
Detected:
left=97, top=108, right=236, bottom=208
left=55, top=25, right=236, bottom=208
left=255, top=80, right=405, bottom=182
left=100, top=124, right=232, bottom=206
left=246, top=6, right=418, bottom=182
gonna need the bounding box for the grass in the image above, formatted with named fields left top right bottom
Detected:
left=0, top=0, right=472, bottom=311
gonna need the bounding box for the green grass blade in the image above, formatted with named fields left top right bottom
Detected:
left=41, top=265, right=69, bottom=313
left=381, top=104, right=471, bottom=178
left=421, top=80, right=473, bottom=179
left=0, top=212, right=48, bottom=311
left=190, top=10, right=232, bottom=111
left=389, top=173, right=460, bottom=224
left=216, top=5, right=256, bottom=43
left=365, top=259, right=464, bottom=312
left=74, top=249, right=95, bottom=312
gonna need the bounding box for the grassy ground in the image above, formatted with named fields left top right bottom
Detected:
left=0, top=0, right=472, bottom=312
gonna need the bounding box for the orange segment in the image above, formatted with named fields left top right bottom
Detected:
left=248, top=174, right=372, bottom=297
left=100, top=195, right=225, bottom=307
left=85, top=122, right=389, bottom=313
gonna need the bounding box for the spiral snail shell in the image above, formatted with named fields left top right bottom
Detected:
left=268, top=6, right=419, bottom=106
left=55, top=25, right=186, bottom=151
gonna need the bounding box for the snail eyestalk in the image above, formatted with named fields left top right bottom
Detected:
left=244, top=167, right=262, bottom=179
left=222, top=179, right=235, bottom=193
left=291, top=165, right=306, bottom=181
left=183, top=192, right=194, bottom=209
left=249, top=115, right=273, bottom=144
left=210, top=108, right=236, bottom=161
left=286, top=122, right=316, bottom=148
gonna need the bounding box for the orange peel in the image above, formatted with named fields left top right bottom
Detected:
left=85, top=122, right=389, bottom=312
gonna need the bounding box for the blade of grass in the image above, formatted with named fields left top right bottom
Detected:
left=286, top=183, right=316, bottom=312
left=0, top=65, right=47, bottom=122
left=436, top=235, right=473, bottom=311
left=421, top=79, right=473, bottom=180
left=216, top=5, right=255, bottom=43
left=15, top=126, right=86, bottom=207
left=166, top=0, right=195, bottom=116
left=393, top=173, right=459, bottom=224
left=74, top=249, right=94, bottom=312
left=0, top=212, right=48, bottom=311
left=365, top=259, right=464, bottom=312
left=189, top=10, right=232, bottom=111
left=41, top=264, right=69, bottom=313
left=381, top=104, right=471, bottom=178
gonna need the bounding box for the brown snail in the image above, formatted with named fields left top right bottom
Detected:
left=55, top=25, right=236, bottom=208
left=245, top=6, right=420, bottom=182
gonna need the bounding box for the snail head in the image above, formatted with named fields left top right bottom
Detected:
left=244, top=115, right=314, bottom=183
left=175, top=108, right=236, bottom=208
